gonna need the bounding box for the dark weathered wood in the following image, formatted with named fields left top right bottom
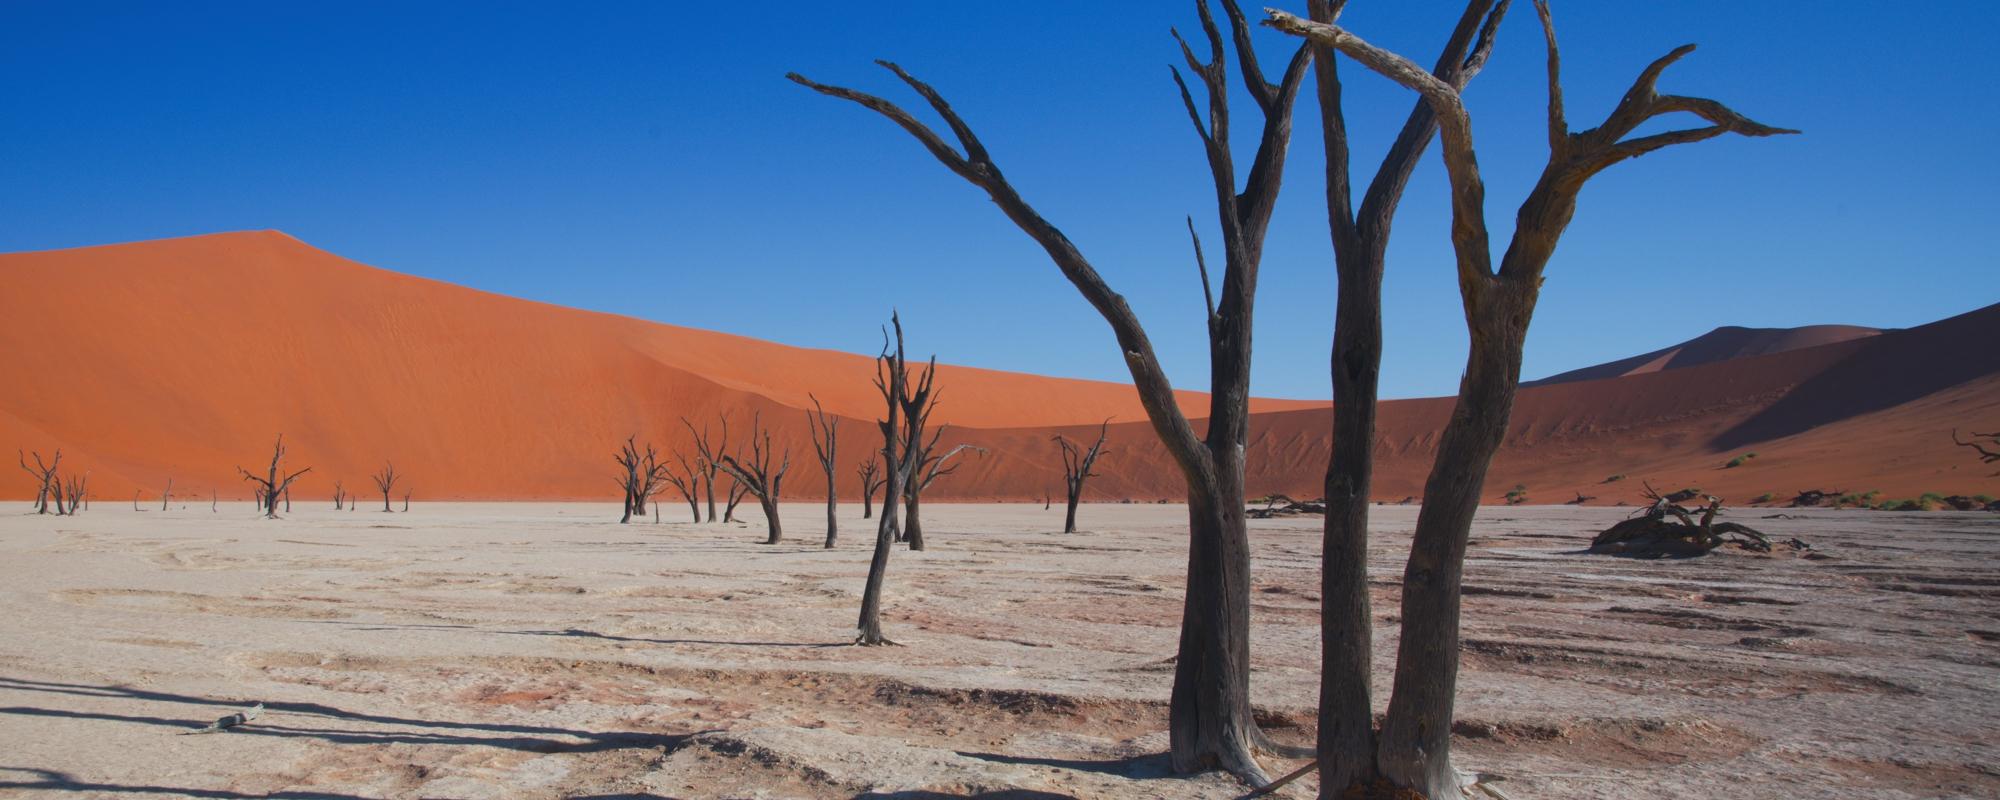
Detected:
left=1269, top=3, right=1792, bottom=795
left=664, top=449, right=704, bottom=523
left=792, top=0, right=1309, bottom=780
left=856, top=453, right=884, bottom=520
left=17, top=449, right=59, bottom=515
left=613, top=436, right=672, bottom=524
left=723, top=478, right=750, bottom=523
left=904, top=431, right=981, bottom=551
left=162, top=478, right=173, bottom=511
left=808, top=394, right=840, bottom=547
left=1054, top=419, right=1111, bottom=534
left=237, top=435, right=311, bottom=520
left=369, top=461, right=400, bottom=513
left=715, top=413, right=791, bottom=545
left=857, top=314, right=933, bottom=646
left=681, top=414, right=732, bottom=522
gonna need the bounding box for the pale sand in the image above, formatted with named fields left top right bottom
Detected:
left=0, top=503, right=1995, bottom=799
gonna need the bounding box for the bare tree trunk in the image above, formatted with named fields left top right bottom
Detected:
left=371, top=461, right=399, bottom=513
left=162, top=478, right=172, bottom=511
left=238, top=435, right=311, bottom=520
left=1270, top=5, right=1794, bottom=794
left=715, top=413, right=790, bottom=545
left=809, top=395, right=840, bottom=548
left=792, top=1, right=1310, bottom=777
left=903, top=487, right=923, bottom=551
left=857, top=315, right=928, bottom=646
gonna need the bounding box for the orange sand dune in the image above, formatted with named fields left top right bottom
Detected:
left=1525, top=323, right=1882, bottom=386
left=2, top=232, right=1994, bottom=506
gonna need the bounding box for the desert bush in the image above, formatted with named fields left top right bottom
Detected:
left=1504, top=484, right=1528, bottom=505
left=1725, top=452, right=1758, bottom=469
left=1751, top=492, right=1776, bottom=504
left=1604, top=474, right=1625, bottom=483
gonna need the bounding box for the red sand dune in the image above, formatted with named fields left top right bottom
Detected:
left=1524, top=324, right=1882, bottom=386
left=3, top=232, right=1995, bottom=507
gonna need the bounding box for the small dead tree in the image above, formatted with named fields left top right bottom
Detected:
left=715, top=413, right=791, bottom=544
left=903, top=429, right=981, bottom=551
left=681, top=414, right=731, bottom=522
left=856, top=314, right=934, bottom=645
left=61, top=473, right=87, bottom=515
left=614, top=436, right=671, bottom=524
left=1054, top=419, right=1112, bottom=534
left=332, top=480, right=345, bottom=510
left=401, top=490, right=410, bottom=513
left=17, top=449, right=59, bottom=514
left=664, top=450, right=704, bottom=523
left=807, top=394, right=841, bottom=548
left=284, top=485, right=292, bottom=513
left=370, top=462, right=400, bottom=512
left=857, top=453, right=885, bottom=520
left=237, top=435, right=311, bottom=520
left=162, top=478, right=173, bottom=511
left=1269, top=5, right=1793, bottom=795
left=723, top=477, right=751, bottom=522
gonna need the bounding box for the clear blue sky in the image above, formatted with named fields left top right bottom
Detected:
left=3, top=2, right=1994, bottom=400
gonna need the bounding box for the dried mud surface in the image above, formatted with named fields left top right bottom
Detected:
left=0, top=503, right=1994, bottom=799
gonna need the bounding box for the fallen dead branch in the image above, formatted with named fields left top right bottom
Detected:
left=1589, top=482, right=1806, bottom=558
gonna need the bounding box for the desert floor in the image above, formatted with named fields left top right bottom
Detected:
left=0, top=502, right=1995, bottom=799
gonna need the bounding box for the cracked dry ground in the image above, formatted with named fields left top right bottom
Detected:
left=0, top=503, right=1995, bottom=799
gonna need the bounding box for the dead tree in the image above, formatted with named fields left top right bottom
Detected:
left=17, top=449, right=59, bottom=514
left=370, top=462, right=399, bottom=512
left=1954, top=428, right=2000, bottom=474
left=681, top=414, right=731, bottom=522
left=134, top=489, right=144, bottom=512
left=284, top=485, right=292, bottom=513
left=808, top=394, right=840, bottom=547
left=211, top=490, right=217, bottom=513
left=401, top=491, right=410, bottom=512
left=664, top=450, right=704, bottom=522
left=857, top=453, right=885, bottom=520
left=60, top=473, right=86, bottom=515
left=715, top=413, right=791, bottom=544
left=793, top=0, right=1311, bottom=778
left=614, top=436, right=671, bottom=524
left=855, top=314, right=933, bottom=645
left=332, top=480, right=345, bottom=510
left=162, top=478, right=173, bottom=511
left=237, top=435, right=311, bottom=520
left=904, top=429, right=982, bottom=551
left=1269, top=5, right=1794, bottom=795
left=1054, top=420, right=1112, bottom=534
left=1590, top=485, right=1787, bottom=556
left=723, top=477, right=751, bottom=522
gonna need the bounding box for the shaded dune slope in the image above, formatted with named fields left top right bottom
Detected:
left=2, top=232, right=1993, bottom=505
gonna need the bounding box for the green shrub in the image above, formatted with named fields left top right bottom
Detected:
left=1724, top=452, right=1758, bottom=469
left=1751, top=492, right=1776, bottom=504
left=1504, top=484, right=1528, bottom=505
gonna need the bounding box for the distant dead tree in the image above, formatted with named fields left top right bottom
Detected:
left=161, top=478, right=173, bottom=511
left=237, top=435, right=311, bottom=520
left=903, top=428, right=982, bottom=551
left=332, top=480, right=346, bottom=510
left=1054, top=420, right=1112, bottom=534
left=793, top=0, right=1311, bottom=775
left=370, top=462, right=400, bottom=512
left=211, top=489, right=217, bottom=513
left=17, top=449, right=59, bottom=514
left=664, top=450, right=704, bottom=523
left=723, top=477, right=751, bottom=522
left=614, top=436, right=671, bottom=524
left=1270, top=4, right=1793, bottom=794
left=856, top=453, right=885, bottom=520
left=133, top=489, right=144, bottom=512
left=856, top=314, right=933, bottom=645
left=401, top=490, right=410, bottom=513
left=715, top=413, right=791, bottom=544
left=681, top=414, right=731, bottom=522
left=284, top=485, right=293, bottom=513
left=60, top=472, right=86, bottom=515
left=1954, top=428, right=2000, bottom=473
left=807, top=394, right=840, bottom=548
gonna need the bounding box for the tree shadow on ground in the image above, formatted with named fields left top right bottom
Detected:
left=0, top=766, right=374, bottom=799
left=313, top=620, right=849, bottom=649
left=0, top=675, right=699, bottom=753
left=956, top=750, right=1174, bottom=779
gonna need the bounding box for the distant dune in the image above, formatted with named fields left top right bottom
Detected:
left=3, top=232, right=1995, bottom=506
left=1525, top=324, right=1885, bottom=386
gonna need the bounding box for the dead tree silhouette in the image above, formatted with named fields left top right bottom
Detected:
left=807, top=394, right=840, bottom=548
left=856, top=314, right=933, bottom=646
left=1054, top=420, right=1112, bottom=534
left=17, top=449, right=59, bottom=514
left=792, top=0, right=1313, bottom=778
left=715, top=413, right=791, bottom=544
left=1270, top=3, right=1794, bottom=794
left=237, top=435, right=311, bottom=520
left=369, top=462, right=400, bottom=512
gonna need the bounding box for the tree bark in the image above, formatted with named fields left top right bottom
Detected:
left=1268, top=5, right=1794, bottom=794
